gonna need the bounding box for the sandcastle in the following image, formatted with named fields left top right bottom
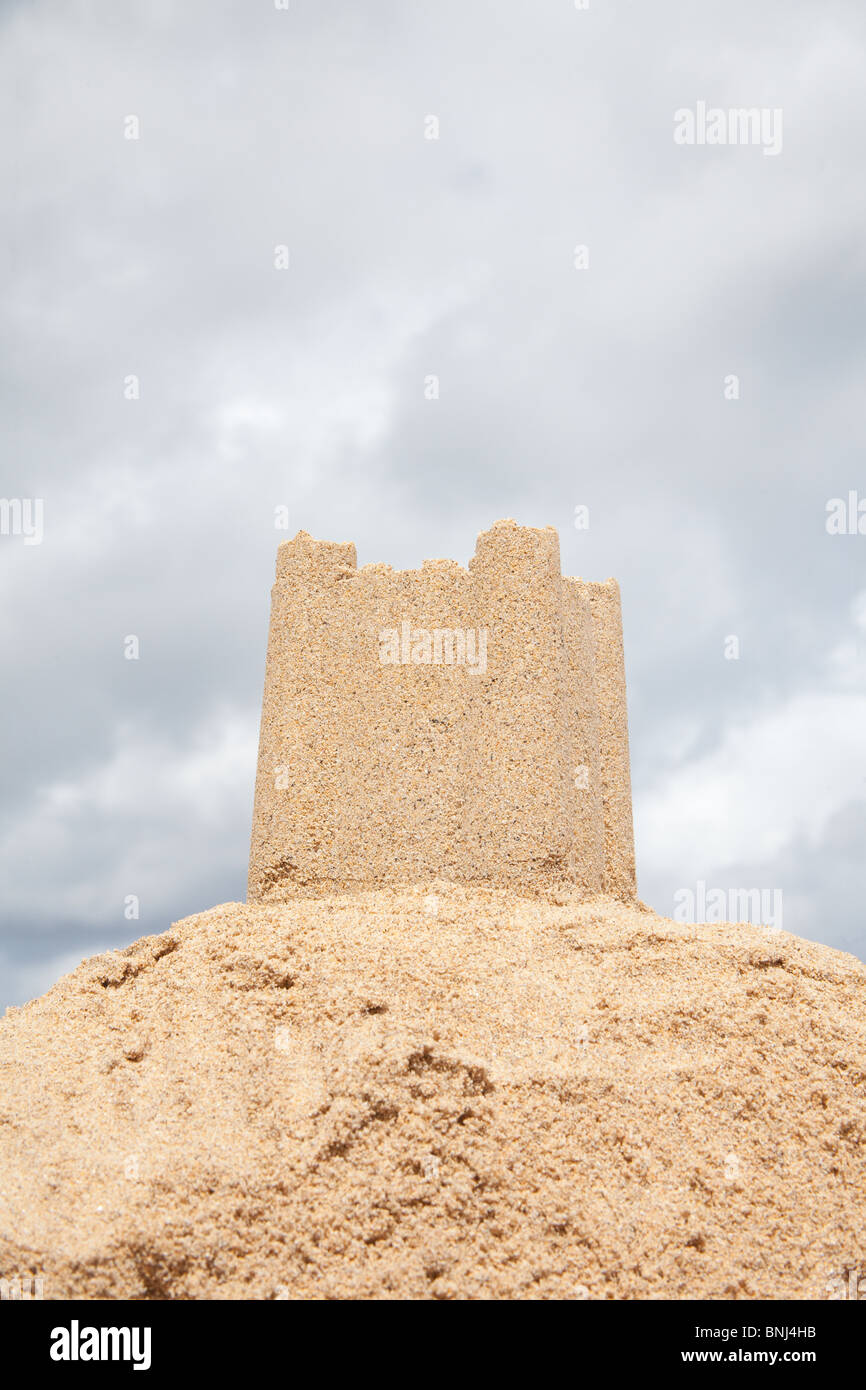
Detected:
left=248, top=520, right=635, bottom=897
left=12, top=521, right=866, bottom=1306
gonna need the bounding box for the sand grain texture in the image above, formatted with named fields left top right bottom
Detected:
left=1, top=889, right=864, bottom=1300
left=249, top=521, right=635, bottom=898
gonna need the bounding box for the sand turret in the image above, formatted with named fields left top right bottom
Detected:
left=248, top=520, right=635, bottom=897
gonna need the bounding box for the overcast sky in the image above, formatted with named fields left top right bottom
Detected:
left=2, top=0, right=864, bottom=1009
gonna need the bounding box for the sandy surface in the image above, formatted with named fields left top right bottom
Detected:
left=1, top=886, right=864, bottom=1300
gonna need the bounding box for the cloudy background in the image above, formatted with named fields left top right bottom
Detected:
left=2, top=0, right=864, bottom=1010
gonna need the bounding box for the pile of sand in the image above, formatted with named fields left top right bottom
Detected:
left=1, top=886, right=864, bottom=1300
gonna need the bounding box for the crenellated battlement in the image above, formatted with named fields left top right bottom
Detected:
left=248, top=520, right=635, bottom=898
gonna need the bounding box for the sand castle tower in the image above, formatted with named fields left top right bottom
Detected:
left=248, top=520, right=635, bottom=898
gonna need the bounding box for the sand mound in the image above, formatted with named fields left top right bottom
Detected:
left=1, top=888, right=864, bottom=1300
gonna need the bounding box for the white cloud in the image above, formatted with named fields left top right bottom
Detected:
left=0, top=708, right=258, bottom=926
left=639, top=606, right=866, bottom=873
